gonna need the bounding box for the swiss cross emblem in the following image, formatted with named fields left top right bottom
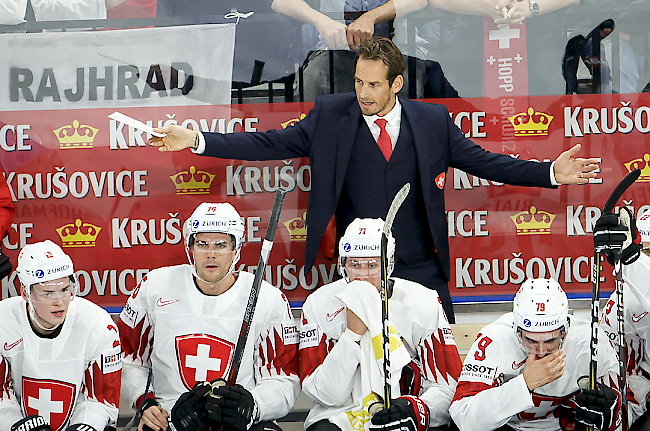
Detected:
left=22, top=377, right=75, bottom=431
left=435, top=173, right=446, bottom=189
left=517, top=392, right=574, bottom=420
left=176, top=334, right=235, bottom=389
left=45, top=252, right=54, bottom=258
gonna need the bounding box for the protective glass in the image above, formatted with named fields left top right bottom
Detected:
left=30, top=280, right=75, bottom=304
left=344, top=258, right=381, bottom=278
left=193, top=239, right=236, bottom=254
left=516, top=328, right=566, bottom=356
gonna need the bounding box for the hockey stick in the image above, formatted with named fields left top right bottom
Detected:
left=587, top=169, right=640, bottom=431
left=215, top=188, right=288, bottom=388
left=122, top=367, right=153, bottom=431
left=379, top=183, right=411, bottom=411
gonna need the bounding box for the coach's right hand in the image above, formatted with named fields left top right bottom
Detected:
left=149, top=125, right=197, bottom=152
left=523, top=350, right=566, bottom=391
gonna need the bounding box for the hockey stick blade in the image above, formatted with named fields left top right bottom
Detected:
left=384, top=183, right=411, bottom=236
left=603, top=169, right=640, bottom=213
left=225, top=188, right=288, bottom=386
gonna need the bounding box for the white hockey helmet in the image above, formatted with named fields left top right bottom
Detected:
left=513, top=278, right=569, bottom=333
left=184, top=202, right=245, bottom=250
left=338, top=218, right=395, bottom=280
left=638, top=211, right=650, bottom=244
left=16, top=240, right=76, bottom=297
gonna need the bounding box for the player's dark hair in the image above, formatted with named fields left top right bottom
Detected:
left=354, top=37, right=405, bottom=86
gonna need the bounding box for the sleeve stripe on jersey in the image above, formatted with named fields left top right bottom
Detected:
left=83, top=362, right=121, bottom=408
left=299, top=332, right=329, bottom=384
left=257, top=327, right=299, bottom=379
left=0, top=357, right=12, bottom=400
left=451, top=380, right=493, bottom=403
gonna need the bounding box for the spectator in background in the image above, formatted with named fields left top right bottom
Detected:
left=0, top=170, right=14, bottom=280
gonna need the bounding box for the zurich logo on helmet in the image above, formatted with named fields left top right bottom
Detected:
left=192, top=220, right=200, bottom=229
left=35, top=269, right=45, bottom=279
left=523, top=319, right=532, bottom=328
left=343, top=243, right=351, bottom=252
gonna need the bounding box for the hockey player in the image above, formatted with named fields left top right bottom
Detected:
left=299, top=218, right=462, bottom=431
left=117, top=202, right=300, bottom=431
left=601, top=211, right=650, bottom=429
left=0, top=240, right=122, bottom=431
left=450, top=277, right=622, bottom=431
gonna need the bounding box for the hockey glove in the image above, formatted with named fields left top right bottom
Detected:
left=606, top=207, right=642, bottom=266
left=594, top=212, right=628, bottom=256
left=206, top=382, right=257, bottom=431
left=0, top=247, right=12, bottom=280
left=11, top=416, right=51, bottom=431
left=574, top=384, right=619, bottom=431
left=64, top=425, right=97, bottom=431
left=171, top=381, right=212, bottom=431
left=369, top=396, right=430, bottom=431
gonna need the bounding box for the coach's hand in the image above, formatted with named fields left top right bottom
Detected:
left=575, top=383, right=619, bottom=431
left=206, top=383, right=258, bottom=431
left=553, top=144, right=600, bottom=185
left=149, top=125, right=196, bottom=152
left=11, top=416, right=51, bottom=431
left=369, top=396, right=429, bottom=431
left=523, top=350, right=566, bottom=391
left=171, top=381, right=212, bottom=431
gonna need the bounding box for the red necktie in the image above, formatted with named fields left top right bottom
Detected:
left=375, top=118, right=392, bottom=161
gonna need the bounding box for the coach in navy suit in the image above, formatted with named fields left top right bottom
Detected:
left=151, top=37, right=599, bottom=322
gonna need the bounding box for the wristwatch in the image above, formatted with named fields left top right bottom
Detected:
left=516, top=0, right=539, bottom=15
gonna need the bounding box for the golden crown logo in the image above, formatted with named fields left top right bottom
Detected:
left=170, top=166, right=216, bottom=195
left=280, top=113, right=307, bottom=129
left=53, top=120, right=99, bottom=149
left=508, top=107, right=554, bottom=136
left=55, top=219, right=102, bottom=247
left=624, top=154, right=650, bottom=183
left=510, top=206, right=556, bottom=235
left=283, top=212, right=307, bottom=241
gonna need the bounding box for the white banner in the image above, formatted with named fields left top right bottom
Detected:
left=1, top=24, right=235, bottom=111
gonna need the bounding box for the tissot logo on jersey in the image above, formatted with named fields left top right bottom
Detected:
left=299, top=323, right=319, bottom=349
left=120, top=302, right=138, bottom=328
left=102, top=346, right=123, bottom=374
left=460, top=362, right=497, bottom=384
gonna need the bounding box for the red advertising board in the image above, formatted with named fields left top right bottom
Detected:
left=2, top=93, right=650, bottom=309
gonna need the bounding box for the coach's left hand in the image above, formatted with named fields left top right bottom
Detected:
left=553, top=144, right=600, bottom=185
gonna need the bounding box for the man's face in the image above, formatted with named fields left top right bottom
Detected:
left=25, top=276, right=73, bottom=329
left=192, top=232, right=237, bottom=283
left=519, top=328, right=564, bottom=358
left=345, top=256, right=381, bottom=290
left=355, top=58, right=403, bottom=117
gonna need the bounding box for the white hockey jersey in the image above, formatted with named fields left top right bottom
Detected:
left=601, top=252, right=650, bottom=424
left=0, top=297, right=122, bottom=431
left=300, top=278, right=462, bottom=430
left=450, top=313, right=620, bottom=431
left=117, top=265, right=300, bottom=420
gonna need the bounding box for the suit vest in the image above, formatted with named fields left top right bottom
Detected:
left=337, top=113, right=436, bottom=264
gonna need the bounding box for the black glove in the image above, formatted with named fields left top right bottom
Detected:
left=594, top=212, right=628, bottom=256
left=369, top=396, right=430, bottom=431
left=64, top=425, right=97, bottom=431
left=171, top=381, right=213, bottom=431
left=610, top=207, right=642, bottom=266
left=0, top=247, right=12, bottom=280
left=575, top=384, right=619, bottom=431
left=206, top=382, right=257, bottom=431
left=11, top=416, right=51, bottom=431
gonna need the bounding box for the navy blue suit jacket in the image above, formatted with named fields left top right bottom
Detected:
left=202, top=93, right=555, bottom=279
